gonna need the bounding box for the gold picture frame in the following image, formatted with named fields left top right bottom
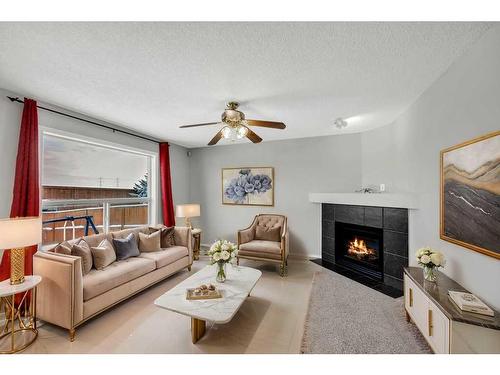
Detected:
left=222, top=167, right=275, bottom=207
left=440, top=130, right=500, bottom=259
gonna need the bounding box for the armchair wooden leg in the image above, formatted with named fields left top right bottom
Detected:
left=279, top=261, right=288, bottom=277
left=236, top=257, right=240, bottom=266
left=69, top=328, right=76, bottom=342
left=187, top=265, right=192, bottom=271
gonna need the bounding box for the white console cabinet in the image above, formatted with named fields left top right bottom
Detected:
left=404, top=268, right=500, bottom=354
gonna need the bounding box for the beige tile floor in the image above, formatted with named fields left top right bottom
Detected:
left=21, top=258, right=319, bottom=354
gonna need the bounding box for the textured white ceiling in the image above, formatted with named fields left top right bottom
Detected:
left=0, top=22, right=493, bottom=148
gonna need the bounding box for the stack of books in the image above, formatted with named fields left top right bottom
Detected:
left=448, top=291, right=494, bottom=317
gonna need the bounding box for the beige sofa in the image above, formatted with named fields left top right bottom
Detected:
left=33, top=225, right=192, bottom=341
left=237, top=214, right=289, bottom=276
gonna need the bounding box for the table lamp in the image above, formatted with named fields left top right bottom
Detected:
left=0, top=217, right=42, bottom=285
left=175, top=204, right=200, bottom=229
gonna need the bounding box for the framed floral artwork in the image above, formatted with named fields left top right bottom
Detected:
left=222, top=167, right=274, bottom=206
left=440, top=130, right=500, bottom=259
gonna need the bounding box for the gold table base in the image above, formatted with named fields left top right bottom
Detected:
left=191, top=318, right=206, bottom=344
left=0, top=287, right=38, bottom=354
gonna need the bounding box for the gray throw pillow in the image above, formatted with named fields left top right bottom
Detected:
left=112, top=232, right=140, bottom=260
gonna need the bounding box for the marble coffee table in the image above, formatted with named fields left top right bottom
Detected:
left=154, top=264, right=262, bottom=343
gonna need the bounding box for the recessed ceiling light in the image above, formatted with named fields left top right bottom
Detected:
left=334, top=118, right=348, bottom=129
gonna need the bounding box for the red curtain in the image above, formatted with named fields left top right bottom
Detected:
left=159, top=142, right=175, bottom=227
left=0, top=98, right=40, bottom=282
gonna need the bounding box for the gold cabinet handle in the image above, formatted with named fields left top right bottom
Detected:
left=428, top=309, right=433, bottom=337
left=409, top=288, right=413, bottom=307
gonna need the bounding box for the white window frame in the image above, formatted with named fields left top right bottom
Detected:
left=40, top=127, right=158, bottom=234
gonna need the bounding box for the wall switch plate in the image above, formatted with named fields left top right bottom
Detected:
left=380, top=183, right=386, bottom=192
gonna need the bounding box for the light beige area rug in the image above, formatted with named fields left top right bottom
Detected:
left=301, top=269, right=431, bottom=354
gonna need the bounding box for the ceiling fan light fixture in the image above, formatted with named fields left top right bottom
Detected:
left=221, top=126, right=232, bottom=139
left=236, top=125, right=248, bottom=138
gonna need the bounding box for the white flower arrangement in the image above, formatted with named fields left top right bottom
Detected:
left=416, top=247, right=445, bottom=269
left=208, top=239, right=238, bottom=266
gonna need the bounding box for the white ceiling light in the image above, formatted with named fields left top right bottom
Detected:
left=221, top=124, right=248, bottom=141
left=334, top=118, right=348, bottom=129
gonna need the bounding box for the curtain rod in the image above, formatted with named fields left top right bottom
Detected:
left=7, top=96, right=161, bottom=144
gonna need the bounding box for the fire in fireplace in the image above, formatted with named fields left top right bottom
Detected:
left=347, top=237, right=377, bottom=261
left=335, top=222, right=383, bottom=280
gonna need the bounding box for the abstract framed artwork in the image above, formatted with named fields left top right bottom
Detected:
left=440, top=131, right=500, bottom=259
left=222, top=167, right=274, bottom=206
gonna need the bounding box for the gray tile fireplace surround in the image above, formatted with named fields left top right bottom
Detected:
left=322, top=204, right=409, bottom=291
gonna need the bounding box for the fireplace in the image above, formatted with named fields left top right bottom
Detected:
left=318, top=204, right=409, bottom=296
left=335, top=222, right=383, bottom=280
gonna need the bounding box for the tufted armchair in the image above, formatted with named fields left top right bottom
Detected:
left=237, top=214, right=289, bottom=276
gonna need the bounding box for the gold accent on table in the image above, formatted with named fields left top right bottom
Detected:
left=440, top=130, right=500, bottom=260
left=428, top=309, right=433, bottom=337
left=186, top=288, right=222, bottom=300
left=10, top=248, right=25, bottom=285
left=0, top=286, right=38, bottom=354
left=191, top=318, right=206, bottom=344
left=409, top=288, right=413, bottom=307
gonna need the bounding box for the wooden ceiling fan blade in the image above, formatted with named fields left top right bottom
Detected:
left=244, top=126, right=263, bottom=143
left=180, top=122, right=220, bottom=129
left=208, top=129, right=224, bottom=146
left=246, top=119, right=286, bottom=129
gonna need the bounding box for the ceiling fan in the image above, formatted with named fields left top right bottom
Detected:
left=179, top=102, right=286, bottom=146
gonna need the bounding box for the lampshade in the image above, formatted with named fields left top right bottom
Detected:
left=175, top=204, right=200, bottom=218
left=0, top=217, right=42, bottom=249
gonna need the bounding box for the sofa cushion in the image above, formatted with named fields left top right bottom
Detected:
left=139, top=246, right=188, bottom=269
left=83, top=257, right=155, bottom=301
left=255, top=225, right=281, bottom=242
left=113, top=233, right=140, bottom=261
left=53, top=241, right=72, bottom=255
left=91, top=239, right=116, bottom=270
left=238, top=240, right=282, bottom=260
left=139, top=230, right=161, bottom=252
left=72, top=240, right=93, bottom=275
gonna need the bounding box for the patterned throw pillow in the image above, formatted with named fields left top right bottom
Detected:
left=91, top=239, right=116, bottom=270
left=149, top=226, right=176, bottom=248
left=71, top=239, right=93, bottom=275
left=112, top=232, right=140, bottom=261
left=160, top=226, right=176, bottom=248
left=139, top=230, right=161, bottom=252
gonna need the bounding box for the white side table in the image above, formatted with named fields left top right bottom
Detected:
left=0, top=275, right=41, bottom=354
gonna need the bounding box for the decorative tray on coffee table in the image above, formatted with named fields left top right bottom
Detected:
left=186, top=284, right=222, bottom=300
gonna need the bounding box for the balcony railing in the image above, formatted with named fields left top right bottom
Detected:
left=42, top=198, right=150, bottom=246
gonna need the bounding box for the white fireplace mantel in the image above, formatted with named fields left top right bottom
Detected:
left=309, top=192, right=419, bottom=209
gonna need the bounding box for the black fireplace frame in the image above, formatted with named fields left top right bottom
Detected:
left=335, top=222, right=383, bottom=280
left=320, top=204, right=409, bottom=294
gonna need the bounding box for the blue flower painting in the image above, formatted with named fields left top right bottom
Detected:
left=222, top=168, right=274, bottom=206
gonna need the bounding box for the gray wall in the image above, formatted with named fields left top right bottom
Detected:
left=189, top=134, right=363, bottom=258
left=0, top=88, right=191, bottom=224
left=361, top=26, right=500, bottom=309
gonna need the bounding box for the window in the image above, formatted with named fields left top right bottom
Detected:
left=41, top=131, right=157, bottom=246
